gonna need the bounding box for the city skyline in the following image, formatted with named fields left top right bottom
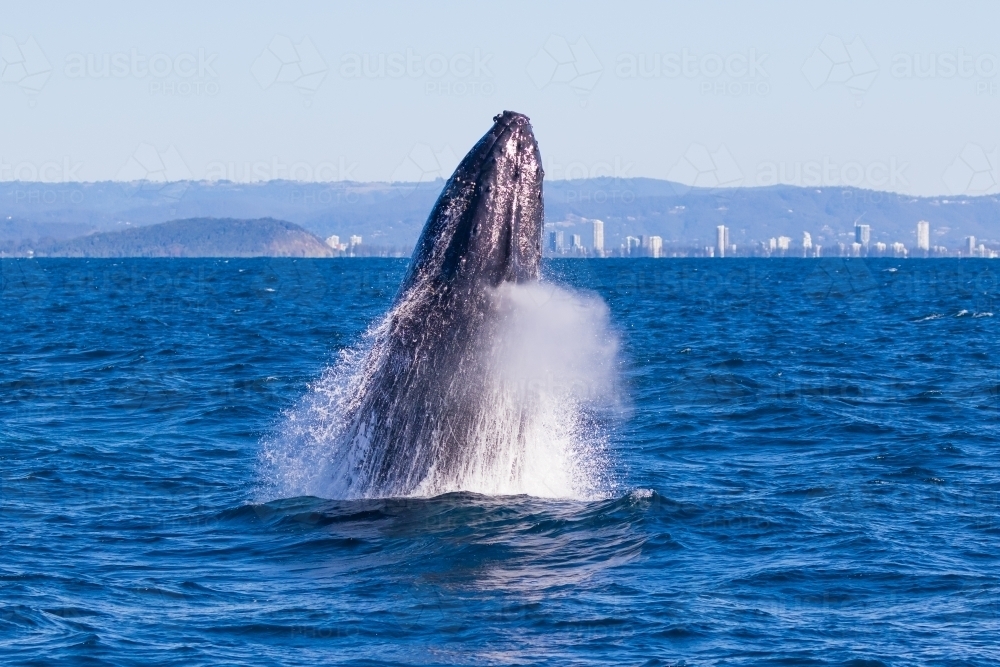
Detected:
left=5, top=174, right=999, bottom=258
left=544, top=218, right=999, bottom=258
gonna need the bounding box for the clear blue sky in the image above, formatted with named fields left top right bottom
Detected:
left=2, top=0, right=999, bottom=196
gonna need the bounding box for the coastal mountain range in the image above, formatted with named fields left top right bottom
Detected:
left=2, top=178, right=998, bottom=256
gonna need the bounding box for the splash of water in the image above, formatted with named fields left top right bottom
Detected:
left=259, top=281, right=620, bottom=501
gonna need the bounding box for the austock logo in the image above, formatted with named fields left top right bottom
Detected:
left=338, top=47, right=494, bottom=97
left=943, top=144, right=999, bottom=195
left=390, top=143, right=459, bottom=196
left=667, top=143, right=743, bottom=195
left=204, top=157, right=358, bottom=183
left=545, top=156, right=634, bottom=181
left=756, top=157, right=910, bottom=190
left=0, top=34, right=51, bottom=99
left=616, top=47, right=770, bottom=96
left=527, top=35, right=602, bottom=101
left=116, top=143, right=192, bottom=200
left=802, top=34, right=878, bottom=105
left=64, top=47, right=220, bottom=96
left=339, top=48, right=493, bottom=79
left=251, top=35, right=328, bottom=101
left=0, top=157, right=84, bottom=183
left=803, top=38, right=996, bottom=102
left=891, top=49, right=999, bottom=80
left=117, top=143, right=191, bottom=181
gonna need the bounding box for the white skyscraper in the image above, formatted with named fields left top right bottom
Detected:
left=716, top=225, right=728, bottom=258
left=803, top=231, right=813, bottom=256
left=917, top=220, right=930, bottom=252
left=349, top=235, right=363, bottom=246
left=966, top=236, right=977, bottom=256
left=571, top=234, right=583, bottom=252
left=325, top=234, right=340, bottom=249
left=592, top=219, right=604, bottom=256
left=777, top=236, right=791, bottom=251
left=549, top=230, right=566, bottom=254
left=648, top=235, right=663, bottom=258
left=855, top=224, right=871, bottom=247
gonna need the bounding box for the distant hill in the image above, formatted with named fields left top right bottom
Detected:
left=0, top=180, right=439, bottom=252
left=36, top=218, right=333, bottom=258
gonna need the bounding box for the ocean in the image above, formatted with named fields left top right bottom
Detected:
left=1, top=257, right=998, bottom=665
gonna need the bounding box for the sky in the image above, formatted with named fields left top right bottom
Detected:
left=2, top=0, right=999, bottom=197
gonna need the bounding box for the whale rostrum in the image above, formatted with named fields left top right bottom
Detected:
left=334, top=111, right=544, bottom=497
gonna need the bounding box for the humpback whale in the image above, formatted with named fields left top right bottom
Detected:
left=332, top=110, right=545, bottom=497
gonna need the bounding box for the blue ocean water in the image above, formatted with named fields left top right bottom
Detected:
left=1, top=257, right=999, bottom=666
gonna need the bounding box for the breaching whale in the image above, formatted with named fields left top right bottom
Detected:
left=332, top=110, right=545, bottom=497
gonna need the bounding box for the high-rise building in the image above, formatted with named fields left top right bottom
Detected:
left=917, top=220, right=930, bottom=252
left=592, top=219, right=604, bottom=256
left=802, top=231, right=813, bottom=255
left=648, top=235, right=663, bottom=258
left=325, top=234, right=340, bottom=249
left=777, top=236, right=791, bottom=251
left=571, top=234, right=583, bottom=252
left=548, top=230, right=565, bottom=253
left=892, top=242, right=907, bottom=257
left=855, top=224, right=871, bottom=246
left=966, top=236, right=977, bottom=255
left=625, top=235, right=641, bottom=255
left=716, top=225, right=728, bottom=258
left=349, top=235, right=363, bottom=246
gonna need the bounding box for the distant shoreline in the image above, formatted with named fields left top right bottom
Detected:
left=4, top=178, right=1000, bottom=255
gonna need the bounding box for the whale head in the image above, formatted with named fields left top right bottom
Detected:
left=400, top=111, right=544, bottom=298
